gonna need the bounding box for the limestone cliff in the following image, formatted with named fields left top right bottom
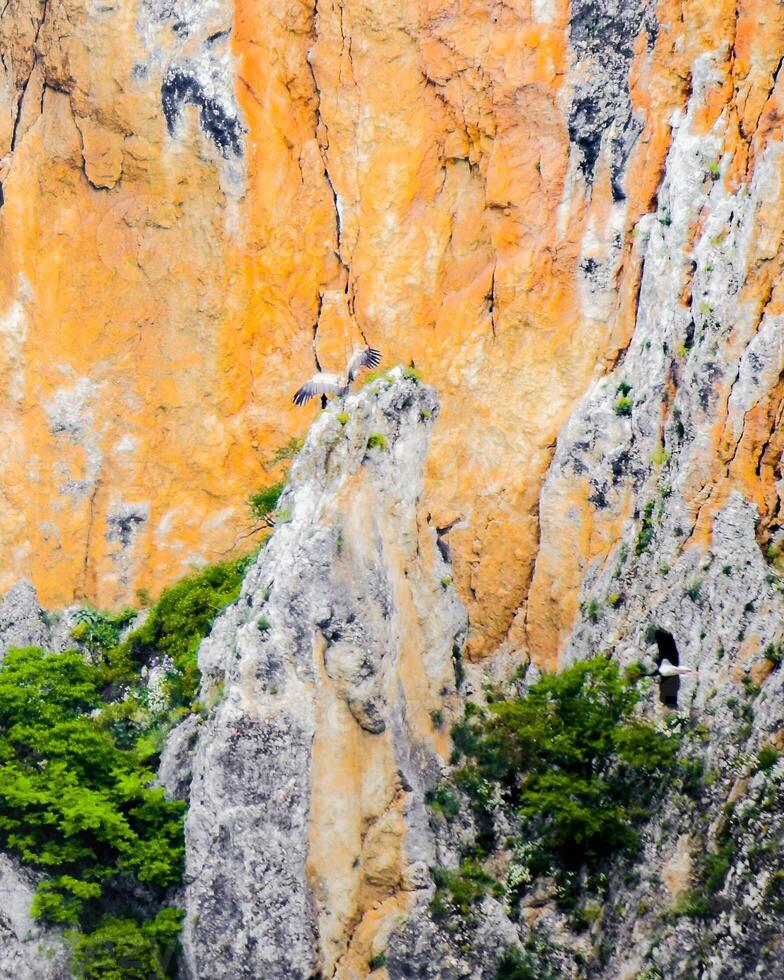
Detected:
left=172, top=373, right=466, bottom=978
left=0, top=368, right=783, bottom=978
left=2, top=0, right=781, bottom=673
left=166, top=372, right=784, bottom=979
left=1, top=0, right=784, bottom=977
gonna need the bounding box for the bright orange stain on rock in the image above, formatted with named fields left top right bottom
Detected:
left=0, top=0, right=783, bottom=674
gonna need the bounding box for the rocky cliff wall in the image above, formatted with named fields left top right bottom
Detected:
left=2, top=1, right=784, bottom=976
left=0, top=367, right=783, bottom=978
left=170, top=373, right=466, bottom=978
left=3, top=0, right=781, bottom=672
left=154, top=367, right=784, bottom=980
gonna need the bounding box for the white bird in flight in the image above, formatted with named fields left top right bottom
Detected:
left=657, top=659, right=696, bottom=677
left=293, top=347, right=382, bottom=406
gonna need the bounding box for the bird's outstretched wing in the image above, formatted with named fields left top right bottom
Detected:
left=347, top=346, right=381, bottom=382
left=293, top=373, right=347, bottom=405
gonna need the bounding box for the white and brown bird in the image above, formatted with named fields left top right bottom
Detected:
left=293, top=347, right=382, bottom=406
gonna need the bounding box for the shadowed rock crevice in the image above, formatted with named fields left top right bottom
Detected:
left=567, top=0, right=658, bottom=195
left=654, top=628, right=680, bottom=706
left=161, top=69, right=244, bottom=157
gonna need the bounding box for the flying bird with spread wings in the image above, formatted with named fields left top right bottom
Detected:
left=657, top=659, right=696, bottom=678
left=293, top=347, right=382, bottom=406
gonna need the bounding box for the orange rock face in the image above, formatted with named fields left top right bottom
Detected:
left=1, top=0, right=783, bottom=669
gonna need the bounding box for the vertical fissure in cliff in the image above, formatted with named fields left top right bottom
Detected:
left=9, top=0, right=48, bottom=155
left=308, top=0, right=368, bottom=349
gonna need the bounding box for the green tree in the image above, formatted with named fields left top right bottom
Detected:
left=71, top=909, right=184, bottom=979
left=0, top=648, right=184, bottom=933
left=111, top=556, right=252, bottom=703
left=452, top=657, right=678, bottom=872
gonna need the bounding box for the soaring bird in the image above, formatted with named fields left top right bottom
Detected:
left=293, top=347, right=382, bottom=407
left=657, top=659, right=696, bottom=677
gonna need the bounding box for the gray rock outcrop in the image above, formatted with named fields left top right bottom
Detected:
left=180, top=371, right=467, bottom=978
left=0, top=855, right=69, bottom=980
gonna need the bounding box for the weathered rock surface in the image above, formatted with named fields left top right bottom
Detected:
left=0, top=580, right=80, bottom=657
left=383, top=488, right=784, bottom=979
left=2, top=0, right=779, bottom=675
left=0, top=581, right=50, bottom=657
left=180, top=374, right=466, bottom=978
left=1, top=0, right=784, bottom=977
left=0, top=854, right=69, bottom=980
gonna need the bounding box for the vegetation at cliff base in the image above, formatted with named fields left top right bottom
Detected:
left=431, top=657, right=681, bottom=918
left=0, top=647, right=185, bottom=975
left=495, top=945, right=555, bottom=980
left=71, top=909, right=184, bottom=980
left=0, top=553, right=255, bottom=977
left=71, top=607, right=137, bottom=658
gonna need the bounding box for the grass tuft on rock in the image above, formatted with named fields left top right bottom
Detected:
left=366, top=433, right=389, bottom=452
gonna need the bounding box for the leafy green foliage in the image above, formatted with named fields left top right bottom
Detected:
left=636, top=501, right=655, bottom=555
left=613, top=396, right=633, bottom=417
left=248, top=483, right=284, bottom=522
left=670, top=889, right=710, bottom=920
left=756, top=745, right=780, bottom=772
left=451, top=658, right=679, bottom=876
left=268, top=437, right=303, bottom=466
left=581, top=598, right=602, bottom=623
left=765, top=540, right=784, bottom=571
left=431, top=861, right=496, bottom=919
left=571, top=903, right=601, bottom=932
left=70, top=908, right=184, bottom=979
left=495, top=946, right=553, bottom=980
left=651, top=444, right=670, bottom=467
left=114, top=557, right=253, bottom=704
left=764, top=869, right=784, bottom=913
left=71, top=608, right=136, bottom=657
left=0, top=647, right=185, bottom=974
left=0, top=546, right=259, bottom=976
left=702, top=841, right=734, bottom=894
left=246, top=438, right=302, bottom=530
left=616, top=379, right=632, bottom=397
left=425, top=785, right=460, bottom=820
left=368, top=951, right=388, bottom=971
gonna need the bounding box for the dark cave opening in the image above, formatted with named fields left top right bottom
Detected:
left=654, top=629, right=680, bottom=707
